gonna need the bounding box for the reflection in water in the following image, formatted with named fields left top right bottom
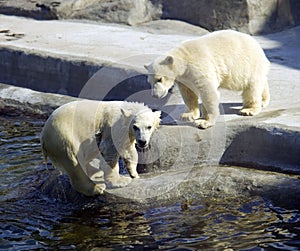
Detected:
left=0, top=116, right=299, bottom=250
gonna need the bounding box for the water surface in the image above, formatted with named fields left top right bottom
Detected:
left=0, top=116, right=299, bottom=250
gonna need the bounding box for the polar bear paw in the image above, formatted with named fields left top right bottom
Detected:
left=181, top=112, right=197, bottom=122
left=239, top=107, right=261, bottom=116
left=106, top=176, right=132, bottom=188
left=93, top=183, right=106, bottom=195
left=194, top=119, right=212, bottom=129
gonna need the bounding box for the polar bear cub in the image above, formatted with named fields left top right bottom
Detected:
left=40, top=100, right=161, bottom=196
left=145, top=30, right=270, bottom=129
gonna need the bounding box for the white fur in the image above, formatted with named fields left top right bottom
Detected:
left=145, top=30, right=270, bottom=129
left=40, top=100, right=161, bottom=196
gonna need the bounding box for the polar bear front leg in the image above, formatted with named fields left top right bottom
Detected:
left=102, top=162, right=132, bottom=188
left=123, top=145, right=140, bottom=179
left=101, top=160, right=132, bottom=188
left=194, top=104, right=211, bottom=129
left=101, top=147, right=132, bottom=188
left=177, top=82, right=200, bottom=122
left=194, top=86, right=220, bottom=129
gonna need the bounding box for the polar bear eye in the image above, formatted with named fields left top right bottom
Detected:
left=147, top=126, right=152, bottom=130
left=133, top=125, right=139, bottom=131
left=156, top=77, right=163, bottom=83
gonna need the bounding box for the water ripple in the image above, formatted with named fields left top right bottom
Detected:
left=0, top=116, right=300, bottom=250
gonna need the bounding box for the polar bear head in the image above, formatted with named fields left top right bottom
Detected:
left=145, top=55, right=184, bottom=99
left=121, top=108, right=161, bottom=149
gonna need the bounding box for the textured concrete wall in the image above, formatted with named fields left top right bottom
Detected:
left=0, top=48, right=99, bottom=96
left=0, top=48, right=149, bottom=99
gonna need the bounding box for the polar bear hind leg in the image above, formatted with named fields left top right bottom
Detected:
left=52, top=156, right=106, bottom=196
left=240, top=80, right=265, bottom=116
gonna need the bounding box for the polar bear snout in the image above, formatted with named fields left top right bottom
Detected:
left=133, top=127, right=151, bottom=149
left=137, top=139, right=147, bottom=148
left=148, top=74, right=176, bottom=99
left=151, top=82, right=168, bottom=99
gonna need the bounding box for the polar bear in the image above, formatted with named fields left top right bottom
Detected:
left=145, top=30, right=270, bottom=129
left=40, top=100, right=161, bottom=196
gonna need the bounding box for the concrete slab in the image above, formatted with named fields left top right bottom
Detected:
left=0, top=15, right=208, bottom=96
left=0, top=14, right=203, bottom=63
left=0, top=15, right=299, bottom=206
left=0, top=15, right=299, bottom=119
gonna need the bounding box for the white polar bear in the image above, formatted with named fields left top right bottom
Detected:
left=40, top=100, right=161, bottom=196
left=145, top=30, right=270, bottom=129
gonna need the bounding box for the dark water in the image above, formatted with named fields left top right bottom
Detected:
left=0, top=115, right=300, bottom=251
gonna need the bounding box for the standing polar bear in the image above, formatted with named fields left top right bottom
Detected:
left=40, top=100, right=161, bottom=196
left=145, top=30, right=270, bottom=129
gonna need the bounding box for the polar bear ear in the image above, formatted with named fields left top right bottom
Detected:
left=121, top=108, right=131, bottom=118
left=154, top=110, right=161, bottom=118
left=154, top=110, right=161, bottom=128
left=161, top=55, right=174, bottom=65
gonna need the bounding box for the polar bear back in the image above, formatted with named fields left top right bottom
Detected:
left=41, top=100, right=155, bottom=149
left=42, top=100, right=121, bottom=143
left=172, top=30, right=270, bottom=91
left=42, top=100, right=152, bottom=143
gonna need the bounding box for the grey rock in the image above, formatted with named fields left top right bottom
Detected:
left=134, top=19, right=209, bottom=35
left=159, top=0, right=300, bottom=34
left=0, top=83, right=76, bottom=117
left=0, top=0, right=58, bottom=20
left=1, top=0, right=300, bottom=34
left=56, top=0, right=161, bottom=25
